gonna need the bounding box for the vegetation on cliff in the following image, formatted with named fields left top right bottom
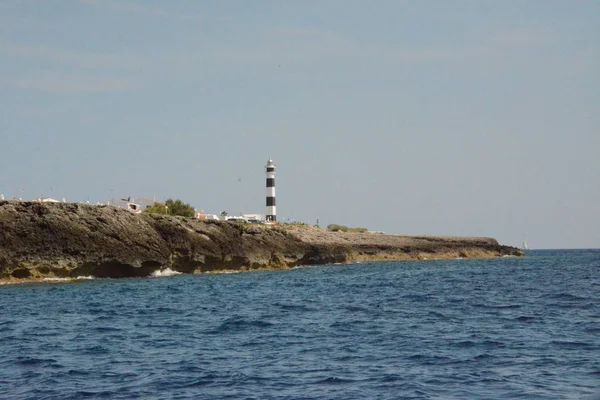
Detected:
left=143, top=199, right=195, bottom=217
left=327, top=224, right=368, bottom=233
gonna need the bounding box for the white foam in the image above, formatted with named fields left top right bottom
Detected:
left=292, top=265, right=314, bottom=270
left=151, top=268, right=181, bottom=278
left=42, top=276, right=95, bottom=282
left=42, top=277, right=72, bottom=282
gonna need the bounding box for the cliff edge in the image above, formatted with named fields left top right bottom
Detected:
left=0, top=201, right=522, bottom=282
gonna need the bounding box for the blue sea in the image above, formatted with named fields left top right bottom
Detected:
left=1, top=250, right=599, bottom=399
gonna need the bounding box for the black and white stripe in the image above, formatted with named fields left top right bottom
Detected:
left=265, top=159, right=276, bottom=222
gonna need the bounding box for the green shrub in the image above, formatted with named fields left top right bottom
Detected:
left=327, top=224, right=367, bottom=233
left=327, top=224, right=348, bottom=232
left=348, top=227, right=368, bottom=233
left=143, top=203, right=168, bottom=215
left=144, top=198, right=195, bottom=218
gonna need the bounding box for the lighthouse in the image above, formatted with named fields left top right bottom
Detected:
left=265, top=159, right=276, bottom=222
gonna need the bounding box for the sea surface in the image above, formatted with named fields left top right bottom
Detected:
left=1, top=250, right=599, bottom=399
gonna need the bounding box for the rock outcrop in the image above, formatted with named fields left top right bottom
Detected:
left=0, top=201, right=522, bottom=282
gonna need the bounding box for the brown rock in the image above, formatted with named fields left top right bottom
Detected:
left=0, top=200, right=522, bottom=282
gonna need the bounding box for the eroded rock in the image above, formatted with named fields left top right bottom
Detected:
left=0, top=200, right=522, bottom=281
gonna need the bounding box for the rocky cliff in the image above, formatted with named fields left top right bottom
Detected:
left=0, top=201, right=522, bottom=282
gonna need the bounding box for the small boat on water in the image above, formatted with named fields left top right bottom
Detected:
left=522, top=237, right=530, bottom=251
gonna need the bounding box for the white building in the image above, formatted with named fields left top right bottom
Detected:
left=107, top=198, right=143, bottom=213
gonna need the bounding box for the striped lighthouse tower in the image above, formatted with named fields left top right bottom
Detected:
left=265, top=159, right=276, bottom=222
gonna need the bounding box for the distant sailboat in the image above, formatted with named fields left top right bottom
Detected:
left=522, top=236, right=530, bottom=251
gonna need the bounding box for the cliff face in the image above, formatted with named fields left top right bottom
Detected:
left=0, top=201, right=522, bottom=281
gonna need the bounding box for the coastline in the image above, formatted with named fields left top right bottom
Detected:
left=0, top=253, right=514, bottom=286
left=0, top=200, right=522, bottom=285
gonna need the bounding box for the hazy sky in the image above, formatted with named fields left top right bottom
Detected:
left=1, top=1, right=598, bottom=249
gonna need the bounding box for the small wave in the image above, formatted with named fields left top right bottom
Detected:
left=155, top=306, right=177, bottom=313
left=454, top=340, right=505, bottom=349
left=545, top=293, right=587, bottom=301
left=403, top=294, right=431, bottom=303
left=408, top=354, right=451, bottom=362
left=16, top=357, right=59, bottom=367
left=550, top=340, right=591, bottom=349
left=475, top=303, right=521, bottom=310
left=67, top=369, right=90, bottom=376
left=151, top=268, right=181, bottom=278
left=275, top=302, right=315, bottom=312
left=427, top=311, right=450, bottom=319
left=80, top=345, right=111, bottom=355
left=208, top=317, right=274, bottom=334
left=380, top=374, right=402, bottom=383
left=76, top=275, right=95, bottom=280
left=482, top=340, right=505, bottom=347
left=473, top=353, right=495, bottom=360
left=345, top=305, right=368, bottom=313
left=179, top=376, right=217, bottom=388
left=514, top=315, right=537, bottom=322
left=72, top=390, right=116, bottom=398
left=42, top=277, right=73, bottom=282
left=92, top=326, right=122, bottom=333
left=315, top=377, right=353, bottom=385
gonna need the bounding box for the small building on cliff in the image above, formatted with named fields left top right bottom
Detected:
left=106, top=197, right=156, bottom=213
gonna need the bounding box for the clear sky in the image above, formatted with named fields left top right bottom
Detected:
left=1, top=1, right=598, bottom=249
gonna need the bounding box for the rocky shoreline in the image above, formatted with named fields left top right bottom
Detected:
left=0, top=201, right=522, bottom=284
